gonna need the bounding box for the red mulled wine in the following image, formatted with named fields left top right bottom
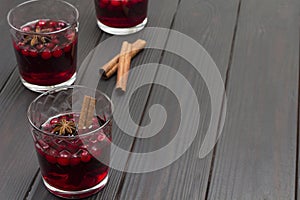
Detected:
left=12, top=19, right=77, bottom=86
left=94, top=0, right=148, bottom=28
left=35, top=113, right=111, bottom=198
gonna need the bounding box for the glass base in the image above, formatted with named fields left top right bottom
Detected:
left=97, top=18, right=147, bottom=35
left=20, top=73, right=76, bottom=93
left=42, top=174, right=109, bottom=199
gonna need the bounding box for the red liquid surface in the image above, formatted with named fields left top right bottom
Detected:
left=94, top=0, right=148, bottom=28
left=35, top=113, right=111, bottom=192
left=12, top=19, right=77, bottom=86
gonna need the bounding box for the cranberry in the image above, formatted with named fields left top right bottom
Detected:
left=53, top=48, right=63, bottom=58
left=70, top=152, right=81, bottom=166
left=36, top=20, right=47, bottom=28
left=29, top=49, right=38, bottom=57
left=65, top=32, right=75, bottom=41
left=41, top=48, right=52, bottom=59
left=81, top=150, right=92, bottom=162
left=57, top=21, right=67, bottom=28
left=50, top=118, right=59, bottom=125
left=63, top=43, right=72, bottom=52
left=52, top=38, right=60, bottom=44
left=21, top=26, right=31, bottom=32
left=46, top=148, right=58, bottom=164
left=21, top=48, right=30, bottom=56
left=111, top=0, right=121, bottom=6
left=121, top=0, right=129, bottom=5
left=102, top=0, right=109, bottom=4
left=57, top=150, right=71, bottom=166
left=48, top=21, right=58, bottom=28
left=35, top=44, right=44, bottom=51
left=45, top=43, right=55, bottom=49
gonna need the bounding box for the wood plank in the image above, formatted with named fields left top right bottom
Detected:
left=0, top=0, right=103, bottom=199
left=27, top=0, right=181, bottom=199
left=0, top=0, right=28, bottom=89
left=117, top=0, right=240, bottom=199
left=207, top=0, right=299, bottom=199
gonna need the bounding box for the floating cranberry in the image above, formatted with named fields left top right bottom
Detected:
left=57, top=150, right=71, bottom=166
left=21, top=26, right=31, bottom=32
left=65, top=32, right=75, bottom=41
left=52, top=48, right=63, bottom=58
left=50, top=118, right=59, bottom=125
left=110, top=0, right=121, bottom=6
left=41, top=48, right=52, bottom=59
left=35, top=44, right=44, bottom=51
left=52, top=38, right=60, bottom=44
left=46, top=148, right=58, bottom=164
left=48, top=21, right=58, bottom=28
left=70, top=152, right=81, bottom=166
left=63, top=43, right=72, bottom=52
left=29, top=49, right=38, bottom=57
left=36, top=20, right=47, bottom=28
left=81, top=150, right=92, bottom=162
left=45, top=43, right=55, bottom=49
left=21, top=48, right=30, bottom=56
left=122, top=0, right=129, bottom=6
left=57, top=21, right=67, bottom=28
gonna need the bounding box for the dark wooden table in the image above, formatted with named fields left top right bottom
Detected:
left=0, top=0, right=299, bottom=199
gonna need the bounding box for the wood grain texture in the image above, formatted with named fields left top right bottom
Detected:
left=28, top=0, right=181, bottom=199
left=0, top=0, right=27, bottom=89
left=0, top=70, right=38, bottom=200
left=117, top=0, right=240, bottom=199
left=0, top=0, right=103, bottom=199
left=207, top=0, right=299, bottom=199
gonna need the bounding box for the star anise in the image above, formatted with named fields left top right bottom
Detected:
left=52, top=119, right=77, bottom=136
left=22, top=27, right=51, bottom=47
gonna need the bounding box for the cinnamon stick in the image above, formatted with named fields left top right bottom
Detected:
left=78, top=95, right=96, bottom=129
left=116, top=41, right=132, bottom=92
left=100, top=39, right=146, bottom=79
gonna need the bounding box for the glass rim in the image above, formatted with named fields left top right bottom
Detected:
left=27, top=85, right=114, bottom=138
left=7, top=0, right=79, bottom=35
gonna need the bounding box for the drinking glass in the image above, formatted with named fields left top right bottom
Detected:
left=27, top=85, right=113, bottom=199
left=7, top=0, right=79, bottom=93
left=94, top=0, right=148, bottom=35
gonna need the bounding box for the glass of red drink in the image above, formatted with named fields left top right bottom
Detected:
left=27, top=85, right=113, bottom=199
left=94, top=0, right=148, bottom=35
left=7, top=0, right=79, bottom=93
